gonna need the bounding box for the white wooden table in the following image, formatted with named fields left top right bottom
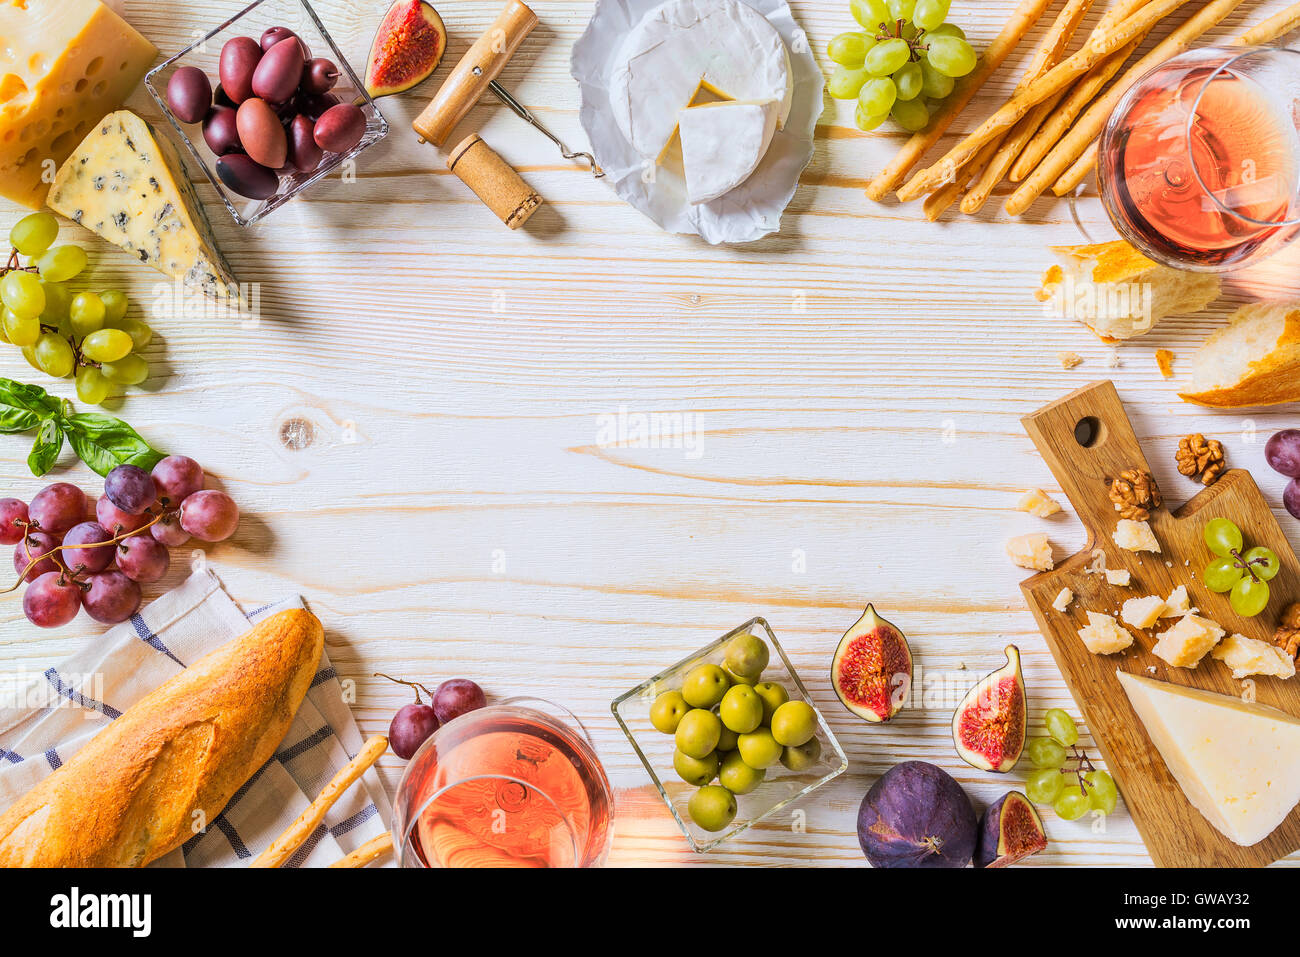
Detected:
left=2, top=0, right=1299, bottom=867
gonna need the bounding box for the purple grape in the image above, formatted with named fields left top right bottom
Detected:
left=28, top=483, right=86, bottom=536
left=0, top=498, right=28, bottom=545
left=115, top=534, right=170, bottom=583
left=150, top=514, right=190, bottom=547
left=95, top=496, right=147, bottom=536
left=104, top=465, right=156, bottom=516
left=1266, top=430, right=1300, bottom=479
left=23, top=571, right=82, bottom=628
left=1286, top=478, right=1300, bottom=520
left=61, top=522, right=114, bottom=574
left=13, top=530, right=60, bottom=582
left=389, top=703, right=439, bottom=760
left=432, top=678, right=486, bottom=726
left=81, top=571, right=141, bottom=624
left=151, top=455, right=205, bottom=506
left=179, top=490, right=239, bottom=542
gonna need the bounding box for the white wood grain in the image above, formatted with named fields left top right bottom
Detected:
left=1, top=0, right=1298, bottom=867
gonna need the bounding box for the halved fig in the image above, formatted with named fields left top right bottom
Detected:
left=365, top=0, right=447, bottom=98
left=975, top=791, right=1048, bottom=868
left=952, top=644, right=1026, bottom=772
left=831, top=604, right=912, bottom=723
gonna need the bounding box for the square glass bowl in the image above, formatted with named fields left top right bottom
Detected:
left=144, top=0, right=387, bottom=226
left=612, top=618, right=847, bottom=853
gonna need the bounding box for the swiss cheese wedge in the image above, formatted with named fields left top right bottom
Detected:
left=1117, top=671, right=1300, bottom=847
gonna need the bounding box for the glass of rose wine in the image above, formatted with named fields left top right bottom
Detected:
left=392, top=698, right=615, bottom=868
left=1098, top=46, right=1300, bottom=271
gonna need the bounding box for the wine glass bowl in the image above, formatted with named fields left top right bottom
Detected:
left=1098, top=46, right=1300, bottom=271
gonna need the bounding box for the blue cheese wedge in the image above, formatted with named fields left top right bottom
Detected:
left=47, top=110, right=237, bottom=300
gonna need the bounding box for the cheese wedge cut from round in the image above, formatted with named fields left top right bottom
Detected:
left=1117, top=671, right=1300, bottom=847
left=678, top=99, right=778, bottom=204
left=609, top=0, right=792, bottom=161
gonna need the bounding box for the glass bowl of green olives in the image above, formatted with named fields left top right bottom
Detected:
left=611, top=618, right=848, bottom=853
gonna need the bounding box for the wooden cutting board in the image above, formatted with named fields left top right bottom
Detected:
left=1020, top=381, right=1300, bottom=867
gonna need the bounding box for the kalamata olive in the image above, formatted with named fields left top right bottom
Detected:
left=301, top=58, right=339, bottom=95
left=219, top=35, right=262, bottom=104
left=235, top=97, right=287, bottom=169
left=252, top=36, right=305, bottom=103
left=216, top=154, right=279, bottom=200
left=166, top=66, right=212, bottom=124
left=286, top=115, right=323, bottom=173
left=313, top=102, right=366, bottom=153
left=202, top=105, right=243, bottom=155
left=260, top=26, right=310, bottom=58
left=295, top=90, right=339, bottom=121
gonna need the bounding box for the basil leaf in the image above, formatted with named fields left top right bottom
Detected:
left=62, top=413, right=164, bottom=477
left=0, top=377, right=58, bottom=434
left=27, top=418, right=63, bottom=476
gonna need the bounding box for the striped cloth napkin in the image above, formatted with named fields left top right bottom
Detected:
left=0, top=569, right=391, bottom=867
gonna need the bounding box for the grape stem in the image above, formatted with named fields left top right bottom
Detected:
left=1229, top=548, right=1267, bottom=584
left=374, top=672, right=436, bottom=703
left=2, top=509, right=171, bottom=595
left=0, top=248, right=39, bottom=279
left=1058, top=744, right=1098, bottom=794
left=874, top=18, right=929, bottom=62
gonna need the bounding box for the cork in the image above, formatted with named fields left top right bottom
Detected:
left=447, top=134, right=542, bottom=229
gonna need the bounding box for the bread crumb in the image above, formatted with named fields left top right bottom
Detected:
left=1155, top=348, right=1175, bottom=378
left=1106, top=349, right=1121, bottom=368
left=1058, top=351, right=1083, bottom=370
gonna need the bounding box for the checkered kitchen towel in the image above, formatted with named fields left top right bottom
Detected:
left=0, top=569, right=391, bottom=867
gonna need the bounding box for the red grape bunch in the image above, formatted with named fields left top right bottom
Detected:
left=375, top=673, right=488, bottom=759
left=3, top=455, right=240, bottom=628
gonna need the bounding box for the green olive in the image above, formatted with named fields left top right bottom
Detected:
left=780, top=737, right=823, bottom=772
left=718, top=749, right=766, bottom=794
left=722, top=633, right=770, bottom=681
left=718, top=684, right=764, bottom=734
left=673, top=748, right=719, bottom=786
left=716, top=725, right=740, bottom=751
left=737, top=727, right=783, bottom=769
left=681, top=664, right=731, bottom=709
left=675, top=708, right=722, bottom=759
left=752, top=682, right=790, bottom=723
left=688, top=785, right=738, bottom=832
left=770, top=700, right=817, bottom=747
left=649, top=690, right=690, bottom=734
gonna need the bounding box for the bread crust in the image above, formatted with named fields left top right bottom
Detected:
left=1180, top=304, right=1300, bottom=408
left=0, top=609, right=324, bottom=867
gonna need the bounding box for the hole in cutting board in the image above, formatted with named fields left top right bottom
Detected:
left=1074, top=416, right=1105, bottom=448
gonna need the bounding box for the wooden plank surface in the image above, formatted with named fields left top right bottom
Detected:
left=0, top=0, right=1299, bottom=867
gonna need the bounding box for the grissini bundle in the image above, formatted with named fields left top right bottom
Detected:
left=864, top=0, right=1054, bottom=201
left=1007, top=0, right=1251, bottom=210
left=0, top=609, right=324, bottom=867
left=896, top=0, right=1194, bottom=201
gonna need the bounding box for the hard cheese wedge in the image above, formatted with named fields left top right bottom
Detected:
left=48, top=111, right=238, bottom=300
left=0, top=0, right=156, bottom=209
left=678, top=99, right=777, bottom=204
left=1117, top=670, right=1300, bottom=847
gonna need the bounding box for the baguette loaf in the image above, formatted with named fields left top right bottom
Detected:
left=1180, top=301, right=1300, bottom=408
left=0, top=608, right=323, bottom=867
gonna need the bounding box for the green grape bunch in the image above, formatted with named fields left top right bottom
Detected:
left=826, top=0, right=978, bottom=134
left=1202, top=517, right=1280, bottom=618
left=1025, top=709, right=1119, bottom=821
left=0, top=213, right=153, bottom=407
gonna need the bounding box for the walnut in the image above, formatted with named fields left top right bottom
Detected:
left=1176, top=433, right=1226, bottom=486
left=1108, top=468, right=1162, bottom=521
left=1273, top=603, right=1300, bottom=659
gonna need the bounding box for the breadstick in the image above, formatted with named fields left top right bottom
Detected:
left=1015, top=0, right=1250, bottom=208
left=328, top=832, right=394, bottom=869
left=1050, top=0, right=1300, bottom=197
left=250, top=735, right=388, bottom=868
left=864, top=0, right=1054, bottom=202
left=896, top=0, right=1194, bottom=202
left=960, top=0, right=1098, bottom=213
left=923, top=143, right=991, bottom=220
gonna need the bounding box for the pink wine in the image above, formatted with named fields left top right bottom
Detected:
left=1099, top=51, right=1300, bottom=269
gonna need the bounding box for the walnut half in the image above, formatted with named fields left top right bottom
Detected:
left=1176, top=433, right=1226, bottom=486
left=1108, top=468, right=1162, bottom=521
left=1275, top=603, right=1300, bottom=660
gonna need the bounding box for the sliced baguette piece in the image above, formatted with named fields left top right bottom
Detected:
left=0, top=608, right=323, bottom=867
left=1037, top=239, right=1221, bottom=341
left=1180, top=301, right=1300, bottom=408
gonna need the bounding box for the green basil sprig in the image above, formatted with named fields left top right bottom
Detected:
left=0, top=377, right=163, bottom=477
